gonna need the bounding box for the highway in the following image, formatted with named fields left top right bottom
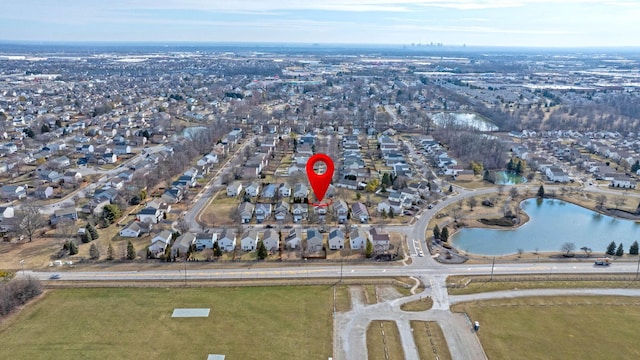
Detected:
left=26, top=259, right=640, bottom=282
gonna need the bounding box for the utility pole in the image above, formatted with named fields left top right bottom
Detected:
left=184, top=260, right=187, bottom=286
left=20, top=260, right=25, bottom=277
left=636, top=255, right=640, bottom=280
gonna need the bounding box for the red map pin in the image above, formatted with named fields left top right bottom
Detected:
left=305, top=153, right=334, bottom=206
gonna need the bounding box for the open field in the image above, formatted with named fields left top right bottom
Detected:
left=0, top=286, right=333, bottom=360
left=447, top=274, right=640, bottom=295
left=367, top=320, right=404, bottom=360
left=410, top=321, right=451, bottom=360
left=452, top=296, right=640, bottom=360
left=199, top=190, right=236, bottom=226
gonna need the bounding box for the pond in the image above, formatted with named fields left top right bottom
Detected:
left=495, top=171, right=527, bottom=185
left=450, top=198, right=640, bottom=255
left=430, top=112, right=499, bottom=132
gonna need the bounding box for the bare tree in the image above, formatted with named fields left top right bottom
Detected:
left=613, top=196, right=627, bottom=210
left=561, top=242, right=575, bottom=256
left=467, top=196, right=478, bottom=211
left=595, top=194, right=607, bottom=208
left=15, top=204, right=45, bottom=242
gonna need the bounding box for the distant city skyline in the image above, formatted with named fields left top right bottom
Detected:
left=1, top=1, right=640, bottom=48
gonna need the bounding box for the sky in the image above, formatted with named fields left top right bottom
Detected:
left=1, top=0, right=640, bottom=47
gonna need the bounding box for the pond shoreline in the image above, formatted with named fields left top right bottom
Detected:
left=441, top=191, right=640, bottom=257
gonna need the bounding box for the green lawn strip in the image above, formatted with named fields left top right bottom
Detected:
left=447, top=275, right=640, bottom=295
left=410, top=320, right=451, bottom=360
left=334, top=285, right=351, bottom=312
left=452, top=296, right=640, bottom=360
left=0, top=286, right=333, bottom=360
left=367, top=320, right=405, bottom=360
left=363, top=284, right=377, bottom=304
left=400, top=297, right=433, bottom=312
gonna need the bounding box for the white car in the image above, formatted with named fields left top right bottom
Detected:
left=418, top=251, right=424, bottom=257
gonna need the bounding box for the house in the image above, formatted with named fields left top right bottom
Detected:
left=285, top=227, right=303, bottom=249
left=1, top=185, right=26, bottom=200
left=368, top=228, right=390, bottom=253
left=238, top=202, right=255, bottom=224
left=38, top=170, right=62, bottom=183
left=611, top=174, right=637, bottom=189
left=245, top=182, right=261, bottom=197
left=292, top=203, right=308, bottom=223
left=103, top=153, right=118, bottom=164
left=114, top=145, right=132, bottom=155
left=136, top=207, right=162, bottom=224
left=82, top=197, right=111, bottom=216
left=227, top=182, right=243, bottom=197
left=34, top=185, right=54, bottom=199
left=195, top=232, right=217, bottom=251
left=0, top=206, right=14, bottom=219
left=161, top=187, right=183, bottom=204
left=545, top=167, right=570, bottom=183
left=349, top=229, right=367, bottom=250
left=149, top=230, right=173, bottom=256
left=241, top=230, right=259, bottom=251
left=351, top=202, right=370, bottom=223
left=262, top=229, right=280, bottom=252
left=50, top=207, right=78, bottom=225
left=274, top=201, right=290, bottom=221
left=328, top=228, right=345, bottom=250
left=278, top=182, right=292, bottom=197
left=62, top=171, right=82, bottom=184
left=255, top=203, right=272, bottom=223
left=333, top=199, right=349, bottom=223
left=119, top=222, right=142, bottom=238
left=293, top=183, right=309, bottom=200
left=172, top=232, right=196, bottom=257
left=218, top=229, right=237, bottom=252
left=306, top=228, right=324, bottom=252
left=261, top=183, right=277, bottom=199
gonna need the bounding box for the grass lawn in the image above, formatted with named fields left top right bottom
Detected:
left=367, top=320, right=404, bottom=360
left=447, top=275, right=640, bottom=295
left=410, top=321, right=451, bottom=360
left=400, top=297, right=433, bottom=311
left=452, top=296, right=640, bottom=360
left=1, top=287, right=333, bottom=360
left=200, top=192, right=238, bottom=226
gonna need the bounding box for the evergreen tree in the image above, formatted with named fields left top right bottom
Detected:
left=606, top=241, right=616, bottom=256
left=440, top=227, right=449, bottom=242
left=388, top=208, right=394, bottom=218
left=615, top=243, right=624, bottom=257
left=629, top=241, right=639, bottom=256
left=433, top=225, right=441, bottom=240
left=89, top=243, right=100, bottom=259
left=82, top=230, right=93, bottom=244
left=107, top=243, right=115, bottom=260
left=103, top=204, right=122, bottom=225
left=537, top=185, right=545, bottom=198
left=257, top=240, right=268, bottom=260
left=86, top=222, right=99, bottom=240
left=68, top=241, right=78, bottom=255
left=126, top=240, right=136, bottom=260
left=448, top=185, right=453, bottom=193
left=213, top=241, right=222, bottom=257
left=632, top=160, right=640, bottom=173
left=365, top=239, right=373, bottom=258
